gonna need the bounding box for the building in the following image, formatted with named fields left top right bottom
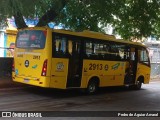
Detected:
left=144, top=41, right=160, bottom=63
left=0, top=30, right=5, bottom=57
left=144, top=41, right=160, bottom=76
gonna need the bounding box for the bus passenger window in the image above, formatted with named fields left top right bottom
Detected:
left=131, top=52, right=135, bottom=61
left=85, top=42, right=93, bottom=58
left=139, top=49, right=149, bottom=65
left=94, top=43, right=104, bottom=59
left=117, top=45, right=129, bottom=60
left=68, top=40, right=72, bottom=55
left=54, top=36, right=67, bottom=57
left=103, top=44, right=111, bottom=60
left=85, top=42, right=98, bottom=59
left=110, top=44, right=119, bottom=60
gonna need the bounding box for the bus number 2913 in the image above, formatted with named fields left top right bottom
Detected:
left=89, top=63, right=109, bottom=71
left=89, top=63, right=103, bottom=70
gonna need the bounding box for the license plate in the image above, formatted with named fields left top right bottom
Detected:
left=24, top=78, right=29, bottom=82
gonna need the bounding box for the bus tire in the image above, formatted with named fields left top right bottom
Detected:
left=132, top=78, right=143, bottom=90
left=86, top=79, right=99, bottom=94
left=135, top=80, right=142, bottom=90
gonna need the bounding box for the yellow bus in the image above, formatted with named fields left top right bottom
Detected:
left=12, top=27, right=151, bottom=94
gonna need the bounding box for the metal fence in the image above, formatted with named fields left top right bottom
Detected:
left=144, top=42, right=160, bottom=77
left=148, top=48, right=160, bottom=76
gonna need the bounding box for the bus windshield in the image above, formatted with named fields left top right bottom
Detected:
left=16, top=30, right=46, bottom=49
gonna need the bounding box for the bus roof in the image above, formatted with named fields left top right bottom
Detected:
left=52, top=29, right=116, bottom=40
left=52, top=29, right=146, bottom=48
left=19, top=27, right=146, bottom=48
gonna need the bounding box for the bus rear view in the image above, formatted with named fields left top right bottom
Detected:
left=12, top=27, right=51, bottom=87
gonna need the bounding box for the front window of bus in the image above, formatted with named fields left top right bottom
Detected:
left=16, top=30, right=46, bottom=49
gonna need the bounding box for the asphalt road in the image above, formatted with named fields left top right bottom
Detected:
left=0, top=78, right=160, bottom=120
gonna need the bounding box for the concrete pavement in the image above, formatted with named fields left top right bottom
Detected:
left=0, top=76, right=27, bottom=89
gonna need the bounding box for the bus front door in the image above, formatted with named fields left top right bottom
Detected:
left=125, top=47, right=138, bottom=84
left=67, top=40, right=83, bottom=88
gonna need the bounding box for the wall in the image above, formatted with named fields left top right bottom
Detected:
left=0, top=58, right=13, bottom=77
left=0, top=31, right=5, bottom=57
left=151, top=63, right=160, bottom=76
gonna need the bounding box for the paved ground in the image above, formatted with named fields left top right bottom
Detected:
left=0, top=76, right=160, bottom=120
left=0, top=76, right=27, bottom=88
left=0, top=75, right=160, bottom=120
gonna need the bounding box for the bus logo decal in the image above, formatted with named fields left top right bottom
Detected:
left=32, top=64, right=38, bottom=69
left=112, top=63, right=120, bottom=70
left=15, top=69, right=18, bottom=75
left=56, top=62, right=64, bottom=71
left=25, top=60, right=29, bottom=67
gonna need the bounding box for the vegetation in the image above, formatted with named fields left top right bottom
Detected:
left=0, top=0, right=160, bottom=40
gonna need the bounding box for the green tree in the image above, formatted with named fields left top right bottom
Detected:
left=113, top=0, right=160, bottom=40
left=0, top=0, right=67, bottom=28
left=0, top=0, right=160, bottom=40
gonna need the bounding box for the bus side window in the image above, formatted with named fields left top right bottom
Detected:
left=110, top=44, right=120, bottom=60
left=72, top=40, right=81, bottom=57
left=124, top=47, right=130, bottom=60
left=139, top=49, right=150, bottom=66
left=96, top=44, right=104, bottom=59
left=115, top=44, right=129, bottom=61
left=85, top=42, right=98, bottom=59
left=67, top=40, right=72, bottom=57
left=103, top=43, right=111, bottom=60
left=52, top=36, right=60, bottom=57
left=56, top=38, right=64, bottom=57
left=53, top=36, right=68, bottom=58
left=85, top=42, right=92, bottom=58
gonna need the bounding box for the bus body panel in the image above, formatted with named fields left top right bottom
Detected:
left=14, top=49, right=45, bottom=77
left=13, top=27, right=52, bottom=87
left=136, top=63, right=151, bottom=84
left=14, top=49, right=50, bottom=87
left=81, top=60, right=126, bottom=87
left=50, top=58, right=69, bottom=89
left=13, top=76, right=50, bottom=87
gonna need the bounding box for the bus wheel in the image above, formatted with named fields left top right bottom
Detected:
left=86, top=79, right=98, bottom=94
left=133, top=80, right=142, bottom=90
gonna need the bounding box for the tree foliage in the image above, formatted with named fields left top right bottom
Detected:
left=0, top=0, right=160, bottom=40
left=113, top=0, right=160, bottom=40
